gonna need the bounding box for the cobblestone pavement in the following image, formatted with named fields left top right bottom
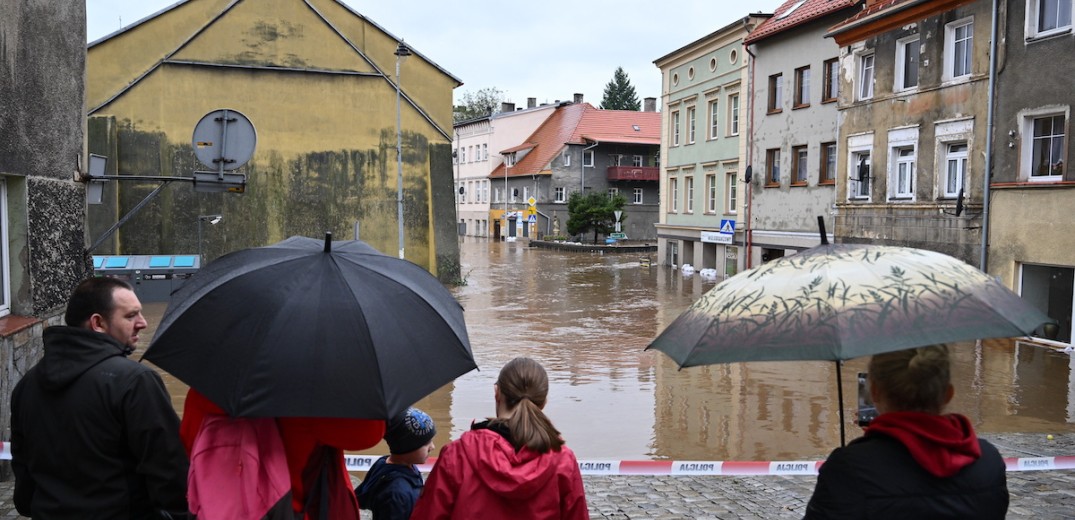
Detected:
left=0, top=433, right=1072, bottom=519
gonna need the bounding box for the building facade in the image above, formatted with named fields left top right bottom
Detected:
left=828, top=0, right=990, bottom=266
left=745, top=0, right=861, bottom=265
left=86, top=0, right=461, bottom=278
left=655, top=15, right=770, bottom=273
left=988, top=0, right=1075, bottom=343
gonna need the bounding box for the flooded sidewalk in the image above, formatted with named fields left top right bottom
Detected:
left=0, top=432, right=1071, bottom=518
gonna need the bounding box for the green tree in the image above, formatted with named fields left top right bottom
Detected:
left=566, top=191, right=627, bottom=244
left=453, top=87, right=505, bottom=122
left=599, top=67, right=641, bottom=111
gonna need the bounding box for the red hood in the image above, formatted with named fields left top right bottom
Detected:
left=865, top=412, right=981, bottom=477
left=456, top=429, right=562, bottom=499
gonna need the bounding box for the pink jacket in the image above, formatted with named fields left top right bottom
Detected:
left=411, top=429, right=588, bottom=520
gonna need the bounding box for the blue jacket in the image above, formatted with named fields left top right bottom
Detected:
left=354, top=456, right=424, bottom=520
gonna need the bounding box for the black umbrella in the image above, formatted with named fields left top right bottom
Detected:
left=143, top=234, right=476, bottom=419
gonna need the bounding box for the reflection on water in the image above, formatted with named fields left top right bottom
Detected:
left=143, top=236, right=1075, bottom=461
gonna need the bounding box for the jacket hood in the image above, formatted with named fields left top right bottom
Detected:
left=458, top=429, right=562, bottom=500
left=354, top=455, right=423, bottom=505
left=39, top=326, right=129, bottom=391
left=866, top=411, right=982, bottom=477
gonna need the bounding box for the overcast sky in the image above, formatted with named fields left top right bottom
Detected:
left=87, top=0, right=787, bottom=106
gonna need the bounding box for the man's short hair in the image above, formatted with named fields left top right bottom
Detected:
left=64, top=277, right=135, bottom=327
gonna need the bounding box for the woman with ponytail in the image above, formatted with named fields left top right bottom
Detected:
left=803, top=345, right=1008, bottom=519
left=411, top=357, right=589, bottom=519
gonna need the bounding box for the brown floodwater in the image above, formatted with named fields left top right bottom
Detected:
left=139, top=236, right=1075, bottom=462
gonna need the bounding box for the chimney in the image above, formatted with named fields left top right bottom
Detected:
left=527, top=97, right=537, bottom=109
left=500, top=102, right=515, bottom=113
left=644, top=97, right=657, bottom=112
left=573, top=93, right=584, bottom=104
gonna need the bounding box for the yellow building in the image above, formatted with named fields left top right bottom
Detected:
left=86, top=0, right=461, bottom=277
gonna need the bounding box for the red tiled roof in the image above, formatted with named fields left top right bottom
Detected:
left=826, top=0, right=971, bottom=45
left=827, top=0, right=918, bottom=38
left=745, top=0, right=862, bottom=44
left=490, top=104, right=660, bottom=179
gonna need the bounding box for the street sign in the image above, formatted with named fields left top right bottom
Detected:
left=526, top=206, right=537, bottom=216
left=192, top=108, right=256, bottom=172
left=527, top=196, right=536, bottom=206
left=528, top=214, right=537, bottom=223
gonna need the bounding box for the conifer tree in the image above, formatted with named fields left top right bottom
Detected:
left=599, top=67, right=641, bottom=111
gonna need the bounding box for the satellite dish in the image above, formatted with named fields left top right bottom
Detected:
left=192, top=109, right=256, bottom=171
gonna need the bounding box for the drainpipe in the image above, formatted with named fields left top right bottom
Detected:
left=581, top=141, right=599, bottom=192
left=745, top=44, right=757, bottom=269
left=979, top=0, right=999, bottom=272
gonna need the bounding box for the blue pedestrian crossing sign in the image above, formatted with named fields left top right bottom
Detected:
left=719, top=219, right=736, bottom=234
left=528, top=214, right=537, bottom=223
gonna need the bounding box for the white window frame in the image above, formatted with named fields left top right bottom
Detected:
left=632, top=155, right=643, bottom=167
left=505, top=152, right=516, bottom=166
left=669, top=177, right=679, bottom=213
left=494, top=186, right=502, bottom=204
left=944, top=17, right=974, bottom=81
left=705, top=173, right=717, bottom=213
left=891, top=146, right=917, bottom=199
left=460, top=147, right=466, bottom=163
left=522, top=186, right=529, bottom=202
left=1021, top=108, right=1069, bottom=181
left=1027, top=0, right=1073, bottom=40
left=895, top=35, right=920, bottom=92
left=727, top=93, right=740, bottom=136
left=555, top=186, right=566, bottom=203
left=847, top=133, right=874, bottom=201
left=562, top=150, right=571, bottom=167
left=685, top=176, right=695, bottom=213
left=858, top=53, right=875, bottom=100
left=633, top=187, right=643, bottom=205
left=687, top=106, right=697, bottom=144
left=944, top=142, right=969, bottom=198
left=482, top=143, right=488, bottom=161
left=709, top=99, right=720, bottom=139
left=726, top=172, right=738, bottom=214
left=608, top=187, right=619, bottom=199
left=671, top=110, right=681, bottom=146
left=583, top=150, right=595, bottom=167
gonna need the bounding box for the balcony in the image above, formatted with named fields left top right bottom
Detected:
left=607, top=166, right=659, bottom=182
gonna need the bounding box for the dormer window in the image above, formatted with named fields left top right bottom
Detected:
left=777, top=0, right=807, bottom=19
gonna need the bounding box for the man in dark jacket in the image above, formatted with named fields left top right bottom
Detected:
left=11, top=277, right=189, bottom=519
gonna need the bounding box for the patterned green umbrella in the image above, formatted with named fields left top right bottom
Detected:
left=647, top=243, right=1052, bottom=444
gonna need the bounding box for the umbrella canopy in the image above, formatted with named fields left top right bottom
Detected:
left=648, top=244, right=1051, bottom=367
left=144, top=235, right=476, bottom=419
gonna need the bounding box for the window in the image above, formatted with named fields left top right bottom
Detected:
left=493, top=186, right=502, bottom=204
left=669, top=178, right=679, bottom=212
left=728, top=93, right=740, bottom=135
left=685, top=176, right=695, bottom=213
left=1021, top=264, right=1074, bottom=342
left=945, top=18, right=973, bottom=80
left=858, top=53, right=875, bottom=100
left=1029, top=0, right=1073, bottom=38
left=482, top=144, right=488, bottom=161
left=610, top=154, right=624, bottom=166
left=706, top=173, right=718, bottom=213
left=792, top=145, right=808, bottom=185
left=460, top=147, right=466, bottom=163
left=794, top=66, right=810, bottom=108
left=671, top=110, right=681, bottom=146
left=896, top=36, right=920, bottom=91
left=766, top=148, right=781, bottom=185
left=511, top=187, right=518, bottom=203
left=523, top=186, right=529, bottom=202
left=1030, top=114, right=1066, bottom=179
left=584, top=150, right=595, bottom=167
left=555, top=186, right=566, bottom=202
left=632, top=155, right=643, bottom=167
left=453, top=148, right=458, bottom=164
left=767, top=74, right=783, bottom=112
left=822, top=58, right=839, bottom=103
left=850, top=151, right=871, bottom=199
left=891, top=146, right=916, bottom=198
left=820, top=142, right=837, bottom=184
left=505, top=152, right=516, bottom=166
left=709, top=99, right=720, bottom=139
left=726, top=173, right=738, bottom=214
left=633, top=187, right=643, bottom=204
left=562, top=150, right=571, bottom=167
left=687, top=106, right=697, bottom=144
left=608, top=187, right=619, bottom=199
left=944, top=142, right=968, bottom=197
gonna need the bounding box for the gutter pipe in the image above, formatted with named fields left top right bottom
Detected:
left=980, top=0, right=999, bottom=272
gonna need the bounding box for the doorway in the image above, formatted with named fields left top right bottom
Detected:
left=1021, top=263, right=1074, bottom=343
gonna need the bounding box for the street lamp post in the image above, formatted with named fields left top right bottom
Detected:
left=395, top=41, right=411, bottom=260
left=197, top=214, right=223, bottom=263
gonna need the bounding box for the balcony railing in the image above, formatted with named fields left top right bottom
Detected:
left=607, top=166, right=659, bottom=182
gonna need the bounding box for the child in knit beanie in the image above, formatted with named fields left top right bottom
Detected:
left=354, top=407, right=436, bottom=520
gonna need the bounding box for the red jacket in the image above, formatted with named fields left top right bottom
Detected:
left=410, top=428, right=588, bottom=520
left=180, top=389, right=385, bottom=519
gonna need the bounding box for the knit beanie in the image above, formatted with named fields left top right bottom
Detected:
left=384, top=407, right=436, bottom=455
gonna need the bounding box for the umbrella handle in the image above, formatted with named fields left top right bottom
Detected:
left=324, top=232, right=332, bottom=252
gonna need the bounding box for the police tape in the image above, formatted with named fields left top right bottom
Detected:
left=340, top=455, right=1075, bottom=476
left=1, top=444, right=1069, bottom=475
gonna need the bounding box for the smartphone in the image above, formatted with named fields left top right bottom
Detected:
left=856, top=372, right=878, bottom=427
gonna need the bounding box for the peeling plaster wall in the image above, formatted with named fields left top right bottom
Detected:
left=0, top=0, right=89, bottom=479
